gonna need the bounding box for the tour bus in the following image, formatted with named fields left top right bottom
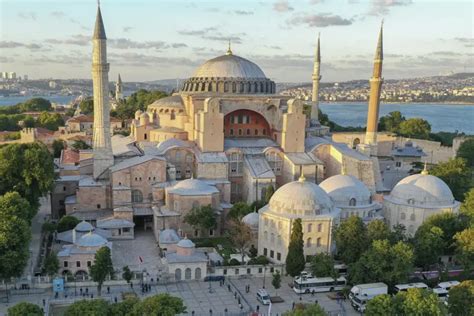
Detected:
left=394, top=282, right=429, bottom=293
left=256, top=289, right=271, bottom=305
left=293, top=275, right=347, bottom=294
left=349, top=283, right=388, bottom=312
left=432, top=281, right=460, bottom=301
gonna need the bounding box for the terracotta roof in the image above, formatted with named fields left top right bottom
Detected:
left=68, top=115, right=121, bottom=123
left=61, top=149, right=80, bottom=164
left=35, top=127, right=55, bottom=135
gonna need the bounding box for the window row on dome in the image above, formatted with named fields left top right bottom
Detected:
left=181, top=79, right=275, bottom=94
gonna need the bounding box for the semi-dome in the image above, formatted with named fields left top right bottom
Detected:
left=159, top=229, right=181, bottom=244
left=268, top=176, right=335, bottom=216
left=168, top=178, right=219, bottom=196
left=387, top=173, right=456, bottom=207
left=76, top=232, right=108, bottom=247
left=181, top=49, right=275, bottom=94
left=148, top=95, right=184, bottom=110
left=242, top=211, right=259, bottom=228
left=75, top=221, right=94, bottom=232
left=320, top=175, right=372, bottom=206
left=177, top=237, right=195, bottom=248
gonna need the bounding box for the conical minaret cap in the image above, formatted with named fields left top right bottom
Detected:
left=374, top=20, right=383, bottom=60
left=118, top=73, right=122, bottom=84
left=315, top=33, right=321, bottom=63
left=93, top=4, right=107, bottom=39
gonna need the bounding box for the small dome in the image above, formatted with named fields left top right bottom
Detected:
left=159, top=229, right=181, bottom=244
left=149, top=95, right=184, bottom=109
left=76, top=232, right=108, bottom=247
left=320, top=175, right=372, bottom=206
left=193, top=54, right=267, bottom=79
left=242, top=211, right=259, bottom=228
left=268, top=176, right=334, bottom=216
left=388, top=173, right=456, bottom=207
left=134, top=110, right=143, bottom=120
left=74, top=221, right=94, bottom=232
left=169, top=178, right=219, bottom=195
left=177, top=237, right=195, bottom=248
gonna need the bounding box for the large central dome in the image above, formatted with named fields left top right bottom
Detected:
left=193, top=54, right=267, bottom=79
left=181, top=49, right=275, bottom=94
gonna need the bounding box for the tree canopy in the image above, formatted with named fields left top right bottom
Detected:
left=113, top=89, right=168, bottom=120
left=57, top=215, right=80, bottom=232
left=283, top=303, right=327, bottom=316
left=456, top=138, right=474, bottom=167
left=310, top=253, right=337, bottom=278
left=413, top=225, right=445, bottom=269
left=132, top=293, right=186, bottom=316
left=454, top=228, right=474, bottom=273
left=43, top=251, right=59, bottom=277
left=18, top=98, right=52, bottom=112
left=272, top=270, right=282, bottom=295
left=334, top=216, right=368, bottom=264
left=183, top=205, right=217, bottom=233
left=37, top=111, right=64, bottom=131
left=72, top=140, right=91, bottom=150
left=398, top=118, right=431, bottom=139
left=228, top=218, right=253, bottom=264
left=285, top=218, right=305, bottom=277
left=0, top=191, right=33, bottom=222
left=227, top=202, right=252, bottom=220
left=79, top=97, right=94, bottom=115
left=90, top=246, right=114, bottom=296
left=367, top=219, right=391, bottom=244
left=52, top=139, right=66, bottom=158
left=448, top=280, right=474, bottom=316
left=460, top=188, right=474, bottom=226
left=7, top=302, right=43, bottom=316
left=378, top=111, right=405, bottom=133
left=430, top=157, right=472, bottom=201
left=64, top=299, right=110, bottom=316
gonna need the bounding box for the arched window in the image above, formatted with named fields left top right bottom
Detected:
left=369, top=196, right=373, bottom=204
left=255, top=129, right=258, bottom=135
left=170, top=110, right=176, bottom=120
left=316, top=237, right=321, bottom=247
left=131, top=190, right=143, bottom=203
left=224, top=82, right=229, bottom=92
left=349, top=198, right=357, bottom=206
left=246, top=129, right=250, bottom=135
left=175, top=268, right=182, bottom=281
left=401, top=212, right=406, bottom=220
left=185, top=268, right=192, bottom=280
left=307, top=224, right=312, bottom=233
left=264, top=231, right=268, bottom=241
left=317, top=223, right=322, bottom=232
left=306, top=238, right=312, bottom=247
left=410, top=213, right=416, bottom=221
left=407, top=198, right=415, bottom=205
left=230, top=128, right=234, bottom=135
left=238, top=129, right=242, bottom=136
left=195, top=267, right=201, bottom=280
left=271, top=233, right=275, bottom=244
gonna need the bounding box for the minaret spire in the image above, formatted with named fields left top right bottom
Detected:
left=364, top=21, right=384, bottom=152
left=310, top=32, right=321, bottom=123
left=226, top=39, right=232, bottom=55
left=92, top=2, right=113, bottom=179
left=115, top=73, right=123, bottom=101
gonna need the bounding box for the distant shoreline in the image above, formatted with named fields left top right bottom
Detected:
left=321, top=101, right=474, bottom=106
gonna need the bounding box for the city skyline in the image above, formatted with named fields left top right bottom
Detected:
left=0, top=0, right=473, bottom=82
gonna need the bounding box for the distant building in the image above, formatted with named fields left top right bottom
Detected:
left=49, top=81, right=57, bottom=89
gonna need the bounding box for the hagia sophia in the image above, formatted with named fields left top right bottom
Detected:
left=51, top=4, right=460, bottom=278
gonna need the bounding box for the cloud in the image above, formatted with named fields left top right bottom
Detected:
left=0, top=41, right=42, bottom=50
left=289, top=13, right=353, bottom=27
left=234, top=10, right=254, bottom=15
left=108, top=52, right=199, bottom=68
left=123, top=26, right=133, bottom=33
left=203, top=35, right=243, bottom=44
left=273, top=0, right=294, bottom=12
left=265, top=45, right=282, bottom=50
left=178, top=27, right=244, bottom=44
left=430, top=51, right=463, bottom=56
left=171, top=43, right=188, bottom=48
left=368, top=0, right=413, bottom=16
left=45, top=34, right=90, bottom=46
left=0, top=56, right=14, bottom=63
left=178, top=27, right=218, bottom=36
left=51, top=11, right=65, bottom=18
left=455, top=37, right=474, bottom=48
left=18, top=11, right=37, bottom=20
left=109, top=39, right=169, bottom=50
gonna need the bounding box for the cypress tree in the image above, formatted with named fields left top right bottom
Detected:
left=286, top=218, right=305, bottom=277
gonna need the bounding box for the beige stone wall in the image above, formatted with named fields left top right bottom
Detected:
left=196, top=161, right=228, bottom=180
left=195, top=98, right=224, bottom=152
left=75, top=186, right=108, bottom=212
left=281, top=99, right=305, bottom=153
left=112, top=188, right=132, bottom=207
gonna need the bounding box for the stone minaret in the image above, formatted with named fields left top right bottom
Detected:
left=92, top=4, right=113, bottom=179
left=311, top=33, right=321, bottom=124
left=115, top=74, right=123, bottom=101
left=365, top=22, right=384, bottom=146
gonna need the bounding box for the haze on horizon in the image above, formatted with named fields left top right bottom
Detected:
left=0, top=0, right=472, bottom=83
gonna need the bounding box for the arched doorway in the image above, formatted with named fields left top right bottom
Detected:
left=185, top=268, right=192, bottom=280
left=352, top=138, right=360, bottom=149
left=224, top=109, right=271, bottom=138
left=175, top=268, right=182, bottom=281
left=195, top=267, right=201, bottom=280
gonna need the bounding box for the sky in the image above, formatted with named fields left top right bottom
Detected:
left=0, top=0, right=472, bottom=82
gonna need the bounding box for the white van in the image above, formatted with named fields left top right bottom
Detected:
left=256, top=289, right=271, bottom=305
left=433, top=281, right=460, bottom=301
left=349, top=283, right=388, bottom=312
left=394, top=282, right=429, bottom=293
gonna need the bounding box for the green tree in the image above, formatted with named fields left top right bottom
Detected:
left=79, top=97, right=94, bottom=115
left=282, top=303, right=327, bottom=316
left=395, top=288, right=445, bottom=316
left=7, top=302, right=43, bottom=316
left=249, top=245, right=258, bottom=258
left=454, top=228, right=474, bottom=273
left=227, top=202, right=252, bottom=220
left=264, top=185, right=275, bottom=203
left=0, top=191, right=33, bottom=222
left=183, top=205, right=217, bottom=234
left=0, top=211, right=31, bottom=280
left=90, top=246, right=114, bottom=296
left=456, top=138, right=474, bottom=167
left=272, top=270, right=282, bottom=295
left=367, top=219, right=391, bottom=244
left=19, top=98, right=52, bottom=112
left=122, top=265, right=133, bottom=284
left=285, top=218, right=305, bottom=277
left=64, top=299, right=109, bottom=316
left=37, top=111, right=64, bottom=131
left=350, top=240, right=413, bottom=287
left=228, top=219, right=253, bottom=264
left=132, top=293, right=186, bottom=316
left=57, top=215, right=80, bottom=232
left=413, top=225, right=445, bottom=269
left=0, top=143, right=55, bottom=211
left=52, top=139, right=66, bottom=158
left=378, top=111, right=405, bottom=133
left=72, top=139, right=91, bottom=150
left=109, top=297, right=139, bottom=316
left=390, top=224, right=408, bottom=243
left=22, top=115, right=36, bottom=127
left=448, top=280, right=474, bottom=316
left=310, top=253, right=336, bottom=278
left=365, top=294, right=395, bottom=316
left=43, top=251, right=59, bottom=277
left=460, top=188, right=474, bottom=226
left=398, top=118, right=431, bottom=139
left=334, top=216, right=368, bottom=263
left=114, top=89, right=167, bottom=120
left=430, top=158, right=472, bottom=201
left=422, top=212, right=467, bottom=254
